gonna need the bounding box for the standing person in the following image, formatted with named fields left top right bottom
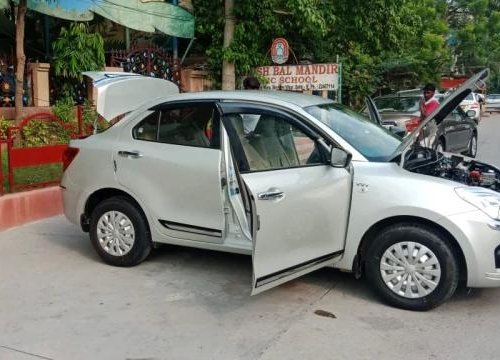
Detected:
left=242, top=76, right=261, bottom=133
left=420, top=83, right=440, bottom=120
left=243, top=76, right=260, bottom=90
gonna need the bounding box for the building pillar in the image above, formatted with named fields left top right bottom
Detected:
left=27, top=62, right=50, bottom=107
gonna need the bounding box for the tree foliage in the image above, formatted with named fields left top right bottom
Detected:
left=446, top=0, right=500, bottom=91
left=193, top=0, right=500, bottom=101
left=192, top=0, right=448, bottom=102
left=52, top=23, right=105, bottom=80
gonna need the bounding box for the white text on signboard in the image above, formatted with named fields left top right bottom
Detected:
left=257, top=63, right=338, bottom=91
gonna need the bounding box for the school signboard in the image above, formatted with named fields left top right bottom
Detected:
left=256, top=63, right=339, bottom=91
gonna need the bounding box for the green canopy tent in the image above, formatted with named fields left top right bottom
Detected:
left=0, top=0, right=194, bottom=39
left=1, top=0, right=194, bottom=118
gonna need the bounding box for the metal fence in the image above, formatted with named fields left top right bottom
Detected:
left=0, top=107, right=87, bottom=195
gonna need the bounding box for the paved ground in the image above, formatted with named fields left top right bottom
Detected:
left=477, top=111, right=500, bottom=167
left=1, top=114, right=499, bottom=360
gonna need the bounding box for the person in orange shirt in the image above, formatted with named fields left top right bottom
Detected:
left=419, top=83, right=440, bottom=120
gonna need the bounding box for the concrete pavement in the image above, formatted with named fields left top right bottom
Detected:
left=1, top=217, right=500, bottom=360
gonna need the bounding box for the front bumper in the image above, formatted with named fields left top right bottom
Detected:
left=439, top=210, right=500, bottom=288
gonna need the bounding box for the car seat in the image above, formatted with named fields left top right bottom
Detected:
left=251, top=115, right=300, bottom=169
left=228, top=114, right=268, bottom=170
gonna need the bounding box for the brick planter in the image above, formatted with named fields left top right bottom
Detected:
left=0, top=186, right=63, bottom=232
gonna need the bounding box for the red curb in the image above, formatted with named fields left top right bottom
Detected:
left=0, top=186, right=63, bottom=232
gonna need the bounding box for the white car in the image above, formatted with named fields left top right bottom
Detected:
left=460, top=92, right=482, bottom=123
left=62, top=70, right=500, bottom=311
left=486, top=93, right=500, bottom=112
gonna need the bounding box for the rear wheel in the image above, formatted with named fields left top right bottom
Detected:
left=90, top=196, right=152, bottom=267
left=365, top=223, right=459, bottom=311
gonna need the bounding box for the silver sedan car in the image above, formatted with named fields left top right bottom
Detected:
left=61, top=70, right=500, bottom=311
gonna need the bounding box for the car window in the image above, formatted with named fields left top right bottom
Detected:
left=226, top=112, right=326, bottom=172
left=373, top=97, right=420, bottom=113
left=464, top=93, right=474, bottom=101
left=305, top=103, right=401, bottom=162
left=133, top=105, right=220, bottom=149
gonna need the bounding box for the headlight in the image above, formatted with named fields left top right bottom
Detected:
left=455, top=187, right=500, bottom=220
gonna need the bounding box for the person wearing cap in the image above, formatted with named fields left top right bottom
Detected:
left=420, top=83, right=440, bottom=121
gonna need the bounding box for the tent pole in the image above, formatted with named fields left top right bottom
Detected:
left=125, top=27, right=130, bottom=50
left=172, top=0, right=178, bottom=60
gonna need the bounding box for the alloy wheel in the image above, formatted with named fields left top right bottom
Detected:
left=379, top=241, right=442, bottom=299
left=96, top=211, right=135, bottom=256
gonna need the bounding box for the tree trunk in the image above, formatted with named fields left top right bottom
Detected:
left=222, top=0, right=235, bottom=90
left=14, top=0, right=27, bottom=122
left=179, top=0, right=193, bottom=12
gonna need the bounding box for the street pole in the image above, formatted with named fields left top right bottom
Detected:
left=337, top=54, right=342, bottom=104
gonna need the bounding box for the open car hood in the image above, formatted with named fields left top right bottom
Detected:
left=83, top=71, right=179, bottom=121
left=396, top=69, right=488, bottom=160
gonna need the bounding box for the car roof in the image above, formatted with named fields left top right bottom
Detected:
left=374, top=94, right=421, bottom=99
left=156, top=90, right=334, bottom=108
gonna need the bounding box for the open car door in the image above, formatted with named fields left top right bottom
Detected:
left=365, top=96, right=406, bottom=138
left=218, top=103, right=352, bottom=295
left=365, top=96, right=383, bottom=126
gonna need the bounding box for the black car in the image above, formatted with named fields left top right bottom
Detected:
left=365, top=96, right=478, bottom=157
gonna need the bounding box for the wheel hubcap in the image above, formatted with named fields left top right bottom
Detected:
left=380, top=242, right=441, bottom=299
left=96, top=211, right=135, bottom=256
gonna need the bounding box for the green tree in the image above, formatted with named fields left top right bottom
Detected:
left=51, top=22, right=105, bottom=101
left=445, top=0, right=500, bottom=90
left=52, top=23, right=105, bottom=81
left=14, top=0, right=28, bottom=121
left=193, top=0, right=328, bottom=88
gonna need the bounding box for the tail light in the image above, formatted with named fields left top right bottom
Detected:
left=470, top=103, right=479, bottom=109
left=405, top=116, right=421, bottom=133
left=63, top=147, right=79, bottom=171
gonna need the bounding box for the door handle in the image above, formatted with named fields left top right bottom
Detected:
left=118, top=150, right=143, bottom=159
left=257, top=188, right=284, bottom=200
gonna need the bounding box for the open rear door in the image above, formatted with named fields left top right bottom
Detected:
left=83, top=71, right=179, bottom=121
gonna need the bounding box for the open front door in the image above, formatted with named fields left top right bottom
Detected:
left=219, top=104, right=352, bottom=295
left=365, top=96, right=383, bottom=126
left=244, top=166, right=351, bottom=294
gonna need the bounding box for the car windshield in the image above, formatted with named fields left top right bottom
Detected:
left=304, top=103, right=402, bottom=162
left=373, top=97, right=420, bottom=113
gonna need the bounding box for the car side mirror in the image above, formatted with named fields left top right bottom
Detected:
left=466, top=110, right=475, bottom=118
left=330, top=147, right=352, bottom=168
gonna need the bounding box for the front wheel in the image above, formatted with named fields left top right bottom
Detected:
left=466, top=134, right=477, bottom=158
left=90, top=196, right=152, bottom=267
left=365, top=224, right=459, bottom=311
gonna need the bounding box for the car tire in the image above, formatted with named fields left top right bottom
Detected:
left=466, top=134, right=477, bottom=158
left=90, top=196, right=152, bottom=267
left=365, top=223, right=459, bottom=311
